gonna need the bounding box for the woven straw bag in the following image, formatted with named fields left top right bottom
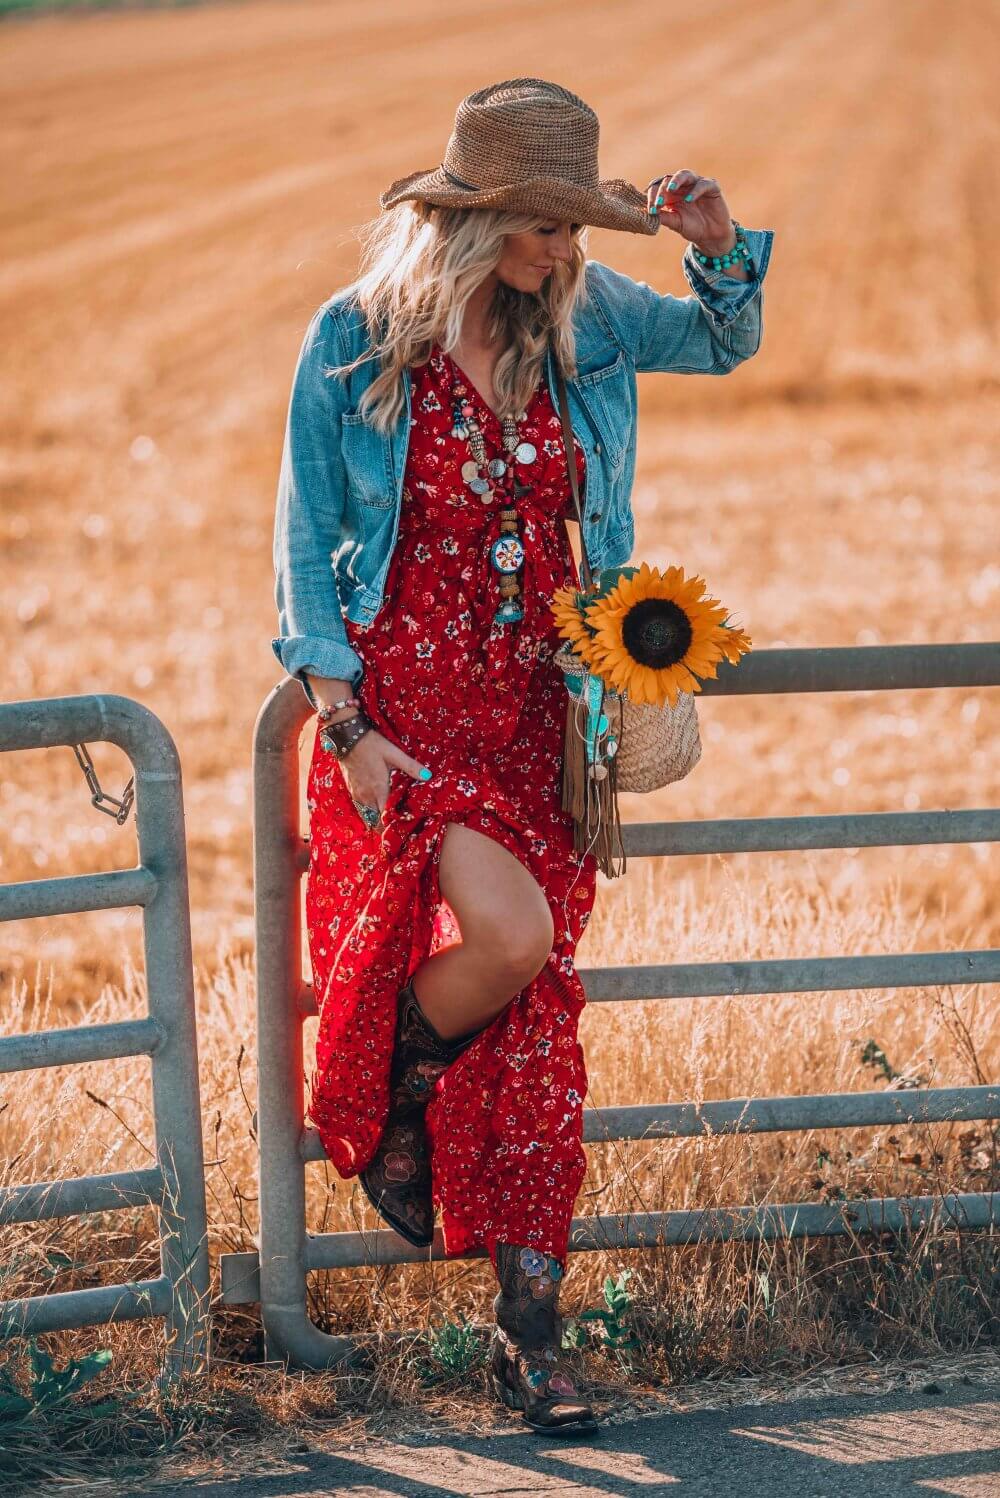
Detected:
left=552, top=643, right=702, bottom=792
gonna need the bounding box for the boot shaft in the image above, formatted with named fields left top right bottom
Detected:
left=359, top=979, right=486, bottom=1249
left=389, top=978, right=483, bottom=1108
left=492, top=1242, right=567, bottom=1350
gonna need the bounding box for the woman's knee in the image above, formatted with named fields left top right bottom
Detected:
left=463, top=898, right=554, bottom=984
left=440, top=822, right=555, bottom=981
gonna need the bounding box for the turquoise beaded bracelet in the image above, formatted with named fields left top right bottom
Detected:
left=691, top=219, right=753, bottom=273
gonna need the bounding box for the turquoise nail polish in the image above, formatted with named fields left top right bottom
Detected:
left=684, top=192, right=693, bottom=202
left=656, top=195, right=663, bottom=206
left=666, top=181, right=676, bottom=191
left=419, top=767, right=432, bottom=780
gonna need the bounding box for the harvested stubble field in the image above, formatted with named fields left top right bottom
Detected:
left=1, top=0, right=999, bottom=1480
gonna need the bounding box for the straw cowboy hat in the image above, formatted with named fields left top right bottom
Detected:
left=379, top=76, right=661, bottom=237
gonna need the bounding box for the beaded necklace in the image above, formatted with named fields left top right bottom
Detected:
left=447, top=355, right=538, bottom=627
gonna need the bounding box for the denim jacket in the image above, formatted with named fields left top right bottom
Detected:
left=272, top=225, right=774, bottom=697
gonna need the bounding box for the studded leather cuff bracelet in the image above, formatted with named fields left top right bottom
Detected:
left=320, top=712, right=374, bottom=760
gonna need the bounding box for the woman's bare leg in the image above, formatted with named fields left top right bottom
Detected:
left=411, top=822, right=555, bottom=1041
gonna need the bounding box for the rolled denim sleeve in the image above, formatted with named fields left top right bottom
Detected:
left=680, top=225, right=774, bottom=330
left=271, top=304, right=365, bottom=702
left=587, top=225, right=774, bottom=376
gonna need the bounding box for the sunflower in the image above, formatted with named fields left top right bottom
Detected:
left=581, top=561, right=752, bottom=708
left=550, top=583, right=602, bottom=665
left=717, top=622, right=753, bottom=666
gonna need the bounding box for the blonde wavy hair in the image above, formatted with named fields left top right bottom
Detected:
left=328, top=201, right=590, bottom=434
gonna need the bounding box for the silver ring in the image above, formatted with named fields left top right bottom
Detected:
left=353, top=799, right=382, bottom=828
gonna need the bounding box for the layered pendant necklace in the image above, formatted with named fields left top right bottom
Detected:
left=448, top=358, right=538, bottom=627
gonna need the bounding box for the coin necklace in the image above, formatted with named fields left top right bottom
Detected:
left=448, top=360, right=537, bottom=627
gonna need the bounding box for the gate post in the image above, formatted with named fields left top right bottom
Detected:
left=253, top=684, right=358, bottom=1367
left=131, top=704, right=211, bottom=1375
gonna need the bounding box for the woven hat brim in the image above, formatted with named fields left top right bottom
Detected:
left=379, top=167, right=660, bottom=237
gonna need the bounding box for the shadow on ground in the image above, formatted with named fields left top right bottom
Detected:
left=126, top=1376, right=1000, bottom=1496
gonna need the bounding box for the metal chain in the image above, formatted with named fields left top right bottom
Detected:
left=72, top=744, right=135, bottom=825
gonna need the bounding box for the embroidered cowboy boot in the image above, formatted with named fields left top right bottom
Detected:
left=489, top=1242, right=599, bottom=1434
left=359, top=976, right=484, bottom=1247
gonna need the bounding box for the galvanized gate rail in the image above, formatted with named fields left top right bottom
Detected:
left=220, top=643, right=1000, bottom=1369
left=0, top=695, right=210, bottom=1374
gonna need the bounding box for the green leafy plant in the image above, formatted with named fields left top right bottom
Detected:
left=859, top=1038, right=930, bottom=1090
left=1, top=1343, right=114, bottom=1415
left=563, top=1269, right=640, bottom=1368
left=408, top=1315, right=488, bottom=1386
left=0, top=1342, right=147, bottom=1486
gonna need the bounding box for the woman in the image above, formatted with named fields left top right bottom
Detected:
left=272, top=77, right=773, bottom=1435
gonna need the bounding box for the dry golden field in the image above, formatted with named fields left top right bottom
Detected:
left=1, top=0, right=999, bottom=1467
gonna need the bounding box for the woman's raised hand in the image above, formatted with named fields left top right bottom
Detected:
left=646, top=170, right=736, bottom=254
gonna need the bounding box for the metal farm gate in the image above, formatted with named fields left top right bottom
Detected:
left=0, top=695, right=210, bottom=1374
left=221, top=641, right=1000, bottom=1369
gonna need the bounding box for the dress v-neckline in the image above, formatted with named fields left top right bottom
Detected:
left=442, top=347, right=505, bottom=425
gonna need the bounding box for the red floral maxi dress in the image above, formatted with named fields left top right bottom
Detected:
left=304, top=344, right=598, bottom=1272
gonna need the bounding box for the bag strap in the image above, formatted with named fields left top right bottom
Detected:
left=552, top=346, right=595, bottom=595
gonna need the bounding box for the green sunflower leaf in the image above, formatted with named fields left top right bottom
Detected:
left=593, top=566, right=639, bottom=598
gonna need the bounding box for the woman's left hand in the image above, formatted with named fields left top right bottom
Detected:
left=646, top=170, right=735, bottom=254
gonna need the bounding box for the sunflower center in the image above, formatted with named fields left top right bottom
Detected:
left=621, top=598, right=692, bottom=669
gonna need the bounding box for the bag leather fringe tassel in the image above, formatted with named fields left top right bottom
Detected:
left=559, top=666, right=627, bottom=879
